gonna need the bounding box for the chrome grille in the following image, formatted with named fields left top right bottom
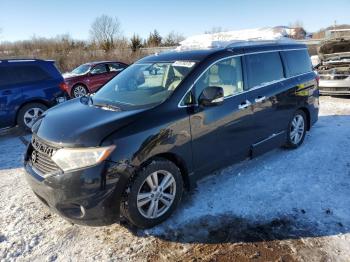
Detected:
left=31, top=136, right=60, bottom=175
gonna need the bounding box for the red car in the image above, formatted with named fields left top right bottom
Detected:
left=62, top=61, right=128, bottom=98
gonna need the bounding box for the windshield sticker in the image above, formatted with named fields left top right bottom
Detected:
left=172, top=61, right=195, bottom=68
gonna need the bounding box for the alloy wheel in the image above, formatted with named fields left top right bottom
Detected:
left=73, top=85, right=87, bottom=97
left=23, top=107, right=44, bottom=129
left=290, top=114, right=305, bottom=144
left=137, top=170, right=176, bottom=219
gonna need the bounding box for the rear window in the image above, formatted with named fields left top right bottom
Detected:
left=0, top=64, right=51, bottom=87
left=246, top=52, right=284, bottom=89
left=283, top=50, right=312, bottom=77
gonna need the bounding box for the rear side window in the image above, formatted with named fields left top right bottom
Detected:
left=108, top=63, right=126, bottom=72
left=0, top=68, right=14, bottom=87
left=0, top=64, right=51, bottom=87
left=246, top=52, right=284, bottom=89
left=91, top=64, right=108, bottom=75
left=283, top=50, right=312, bottom=77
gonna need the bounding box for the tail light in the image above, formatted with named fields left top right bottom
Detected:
left=59, top=82, right=69, bottom=91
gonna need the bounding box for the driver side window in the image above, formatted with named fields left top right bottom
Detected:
left=194, top=57, right=243, bottom=100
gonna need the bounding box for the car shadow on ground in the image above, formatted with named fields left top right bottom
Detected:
left=0, top=127, right=30, bottom=170
left=124, top=194, right=349, bottom=245
left=123, top=114, right=350, bottom=245
left=137, top=213, right=345, bottom=244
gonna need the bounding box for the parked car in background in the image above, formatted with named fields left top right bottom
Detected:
left=315, top=38, right=350, bottom=96
left=62, top=61, right=128, bottom=98
left=24, top=41, right=319, bottom=228
left=0, top=59, right=65, bottom=131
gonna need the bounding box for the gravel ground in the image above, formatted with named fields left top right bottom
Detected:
left=0, top=96, right=350, bottom=262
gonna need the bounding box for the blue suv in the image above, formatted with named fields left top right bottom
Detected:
left=0, top=59, right=65, bottom=131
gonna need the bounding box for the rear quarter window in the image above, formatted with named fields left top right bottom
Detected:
left=108, top=63, right=127, bottom=72
left=0, top=67, right=13, bottom=87
left=0, top=64, right=52, bottom=87
left=245, top=52, right=284, bottom=89
left=283, top=49, right=312, bottom=77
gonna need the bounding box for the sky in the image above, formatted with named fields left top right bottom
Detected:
left=0, top=0, right=349, bottom=42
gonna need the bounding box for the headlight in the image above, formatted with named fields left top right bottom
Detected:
left=52, top=145, right=116, bottom=172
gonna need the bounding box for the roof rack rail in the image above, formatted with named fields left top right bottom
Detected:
left=0, top=58, right=54, bottom=63
left=225, top=39, right=297, bottom=49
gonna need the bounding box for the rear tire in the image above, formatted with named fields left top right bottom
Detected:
left=121, top=159, right=183, bottom=228
left=17, top=103, right=47, bottom=131
left=285, top=110, right=307, bottom=149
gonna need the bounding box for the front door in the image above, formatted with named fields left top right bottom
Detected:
left=189, top=56, right=256, bottom=177
left=89, top=64, right=109, bottom=92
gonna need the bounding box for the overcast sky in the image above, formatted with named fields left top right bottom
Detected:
left=0, top=0, right=349, bottom=42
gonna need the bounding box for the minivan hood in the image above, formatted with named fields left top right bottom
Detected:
left=34, top=99, right=145, bottom=147
left=319, top=39, right=350, bottom=55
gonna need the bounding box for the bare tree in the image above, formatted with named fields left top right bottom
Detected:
left=90, top=15, right=122, bottom=52
left=289, top=20, right=304, bottom=28
left=204, top=27, right=225, bottom=34
left=288, top=20, right=306, bottom=39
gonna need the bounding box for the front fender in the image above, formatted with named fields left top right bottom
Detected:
left=103, top=108, right=193, bottom=185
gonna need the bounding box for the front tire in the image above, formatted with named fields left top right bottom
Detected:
left=121, top=159, right=183, bottom=228
left=17, top=103, right=47, bottom=131
left=285, top=110, right=307, bottom=149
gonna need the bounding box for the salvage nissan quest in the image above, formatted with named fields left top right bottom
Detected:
left=24, top=41, right=319, bottom=228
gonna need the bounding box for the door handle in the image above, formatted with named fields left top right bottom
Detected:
left=254, top=96, right=266, bottom=103
left=238, top=100, right=251, bottom=110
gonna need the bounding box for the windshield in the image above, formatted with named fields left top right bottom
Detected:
left=92, top=61, right=196, bottom=109
left=71, top=64, right=91, bottom=75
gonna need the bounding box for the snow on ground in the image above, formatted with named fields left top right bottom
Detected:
left=1, top=96, right=350, bottom=261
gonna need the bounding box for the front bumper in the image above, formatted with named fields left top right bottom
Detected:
left=319, top=79, right=350, bottom=95
left=24, top=158, right=130, bottom=226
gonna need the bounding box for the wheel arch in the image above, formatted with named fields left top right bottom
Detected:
left=141, top=152, right=191, bottom=190
left=15, top=100, right=49, bottom=125
left=298, top=107, right=311, bottom=131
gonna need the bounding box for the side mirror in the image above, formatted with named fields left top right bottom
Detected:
left=198, top=86, right=224, bottom=107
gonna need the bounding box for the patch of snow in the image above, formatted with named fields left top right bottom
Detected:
left=0, top=96, right=350, bottom=261
left=177, top=27, right=292, bottom=50
left=311, top=55, right=321, bottom=67
left=62, top=72, right=78, bottom=79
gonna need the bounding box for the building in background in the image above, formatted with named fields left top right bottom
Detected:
left=325, top=29, right=350, bottom=39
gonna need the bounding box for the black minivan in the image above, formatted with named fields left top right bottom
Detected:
left=24, top=41, right=319, bottom=228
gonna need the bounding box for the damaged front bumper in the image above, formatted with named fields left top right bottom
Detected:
left=23, top=157, right=132, bottom=226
